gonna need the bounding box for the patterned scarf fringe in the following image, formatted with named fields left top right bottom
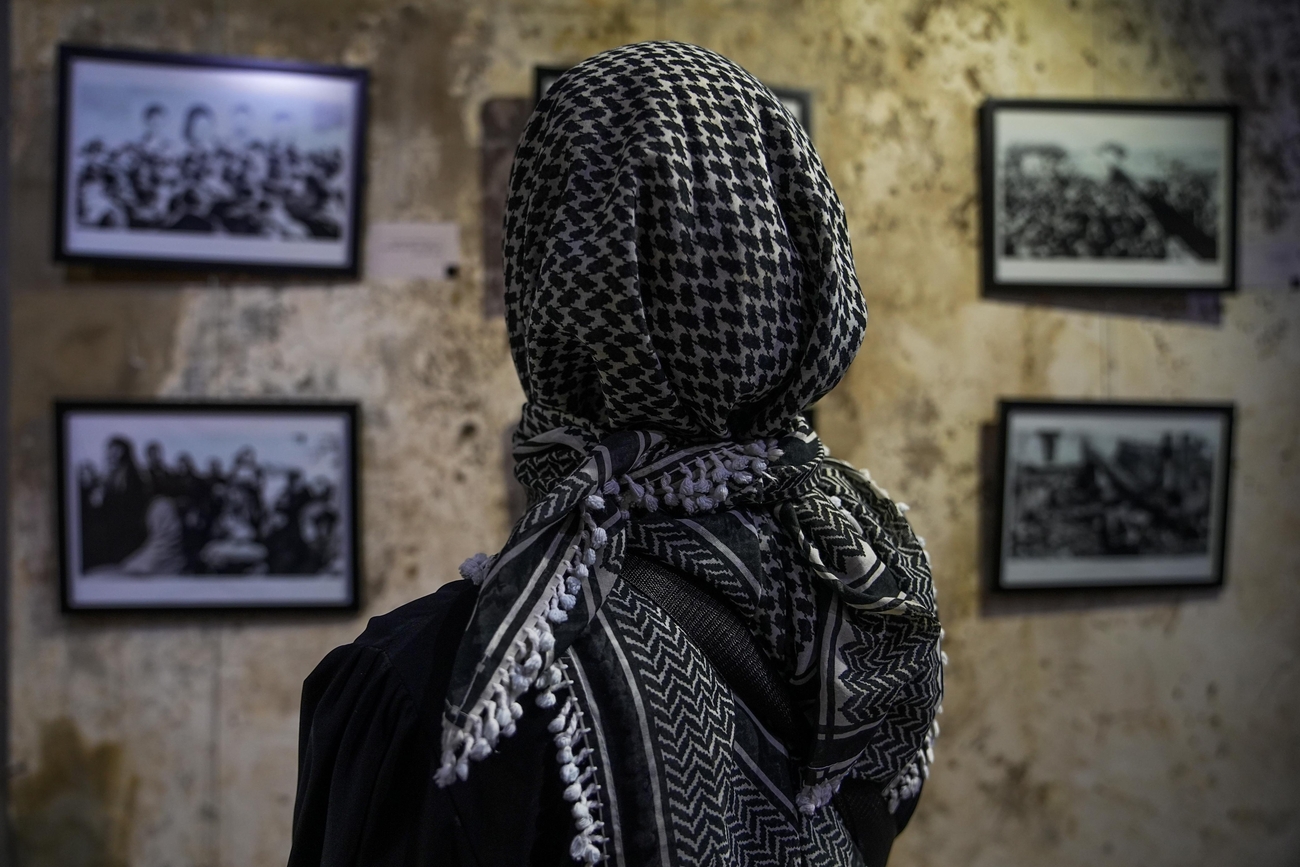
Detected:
left=440, top=436, right=942, bottom=856
left=433, top=517, right=600, bottom=789
left=794, top=474, right=945, bottom=819
left=620, top=437, right=781, bottom=513
left=548, top=671, right=608, bottom=863
left=885, top=476, right=945, bottom=818
left=435, top=438, right=785, bottom=862
left=883, top=623, right=947, bottom=815
left=884, top=715, right=940, bottom=814
left=853, top=466, right=945, bottom=816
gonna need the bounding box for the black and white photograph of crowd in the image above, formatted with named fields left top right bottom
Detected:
left=74, top=431, right=347, bottom=579
left=999, top=138, right=1221, bottom=262
left=1006, top=424, right=1219, bottom=560
left=72, top=97, right=350, bottom=241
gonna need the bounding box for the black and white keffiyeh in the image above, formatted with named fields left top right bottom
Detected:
left=437, top=42, right=943, bottom=863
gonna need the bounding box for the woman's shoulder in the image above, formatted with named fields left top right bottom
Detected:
left=292, top=578, right=571, bottom=867
left=353, top=580, right=478, bottom=660
left=290, top=580, right=485, bottom=866
left=302, top=579, right=478, bottom=738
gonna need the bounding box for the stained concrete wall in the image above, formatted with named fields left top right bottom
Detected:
left=7, top=1, right=1299, bottom=865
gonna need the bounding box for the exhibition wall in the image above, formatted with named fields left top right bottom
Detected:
left=7, top=0, right=1299, bottom=865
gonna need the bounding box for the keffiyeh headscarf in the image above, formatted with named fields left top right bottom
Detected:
left=439, top=41, right=943, bottom=860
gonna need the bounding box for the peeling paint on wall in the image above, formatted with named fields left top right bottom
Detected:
left=11, top=718, right=137, bottom=867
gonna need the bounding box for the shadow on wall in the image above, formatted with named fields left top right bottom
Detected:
left=481, top=98, right=533, bottom=318
left=982, top=288, right=1223, bottom=326
left=10, top=718, right=137, bottom=867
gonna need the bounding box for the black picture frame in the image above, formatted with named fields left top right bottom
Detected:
left=980, top=99, right=1238, bottom=294
left=55, top=400, right=361, bottom=612
left=54, top=44, right=369, bottom=277
left=534, top=65, right=571, bottom=106
left=534, top=65, right=813, bottom=138
left=993, top=399, right=1233, bottom=592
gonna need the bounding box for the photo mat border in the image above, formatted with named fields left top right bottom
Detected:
left=55, top=399, right=362, bottom=613
left=979, top=98, right=1239, bottom=295
left=53, top=44, right=370, bottom=278
left=992, top=398, right=1234, bottom=593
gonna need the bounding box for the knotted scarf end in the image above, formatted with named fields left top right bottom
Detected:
left=458, top=552, right=495, bottom=586
left=795, top=777, right=843, bottom=815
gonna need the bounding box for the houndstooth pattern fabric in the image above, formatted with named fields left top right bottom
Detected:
left=504, top=41, right=865, bottom=440
left=439, top=42, right=943, bottom=862
left=570, top=579, right=865, bottom=867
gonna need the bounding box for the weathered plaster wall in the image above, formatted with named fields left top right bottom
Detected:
left=8, top=1, right=1299, bottom=865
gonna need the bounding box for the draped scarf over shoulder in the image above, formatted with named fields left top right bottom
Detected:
left=438, top=42, right=943, bottom=862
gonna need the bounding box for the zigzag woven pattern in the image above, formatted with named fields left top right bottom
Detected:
left=587, top=581, right=862, bottom=866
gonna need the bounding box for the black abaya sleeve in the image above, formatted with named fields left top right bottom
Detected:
left=287, top=580, right=570, bottom=867
left=288, top=583, right=480, bottom=867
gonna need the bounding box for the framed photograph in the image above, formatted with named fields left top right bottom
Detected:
left=981, top=99, right=1237, bottom=293
left=56, top=401, right=360, bottom=611
left=54, top=45, right=368, bottom=276
left=534, top=65, right=813, bottom=137
left=994, top=400, right=1233, bottom=591
left=534, top=65, right=570, bottom=106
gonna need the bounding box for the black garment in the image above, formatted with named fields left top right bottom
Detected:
left=291, top=560, right=912, bottom=866
left=289, top=580, right=569, bottom=867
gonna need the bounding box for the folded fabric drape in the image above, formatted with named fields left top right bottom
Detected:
left=436, top=41, right=945, bottom=863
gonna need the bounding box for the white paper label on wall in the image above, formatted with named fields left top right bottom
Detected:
left=365, top=222, right=461, bottom=281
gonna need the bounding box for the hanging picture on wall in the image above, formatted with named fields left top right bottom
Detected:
left=54, top=45, right=369, bottom=276
left=534, top=65, right=570, bottom=105
left=535, top=65, right=813, bottom=137
left=56, top=401, right=361, bottom=611
left=980, top=100, right=1238, bottom=293
left=994, top=400, right=1233, bottom=591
